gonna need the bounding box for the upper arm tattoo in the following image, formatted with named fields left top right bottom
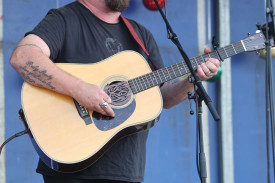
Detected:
left=15, top=44, right=44, bottom=54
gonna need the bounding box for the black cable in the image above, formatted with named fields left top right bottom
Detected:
left=0, top=129, right=28, bottom=155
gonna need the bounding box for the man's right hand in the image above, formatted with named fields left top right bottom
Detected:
left=72, top=81, right=115, bottom=117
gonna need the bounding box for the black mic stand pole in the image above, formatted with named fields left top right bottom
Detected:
left=265, top=0, right=275, bottom=181
left=153, top=1, right=220, bottom=183
left=188, top=82, right=208, bottom=183
left=153, top=0, right=220, bottom=122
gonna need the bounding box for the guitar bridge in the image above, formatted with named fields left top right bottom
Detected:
left=73, top=99, right=92, bottom=125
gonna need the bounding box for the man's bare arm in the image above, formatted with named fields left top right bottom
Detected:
left=161, top=48, right=220, bottom=109
left=10, top=34, right=114, bottom=117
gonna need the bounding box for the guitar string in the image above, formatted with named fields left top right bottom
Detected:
left=130, top=43, right=242, bottom=93
left=131, top=48, right=240, bottom=93
left=130, top=50, right=219, bottom=93
left=130, top=43, right=243, bottom=93
left=129, top=35, right=262, bottom=93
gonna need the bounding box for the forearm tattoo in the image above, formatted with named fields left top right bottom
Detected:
left=19, top=61, right=56, bottom=90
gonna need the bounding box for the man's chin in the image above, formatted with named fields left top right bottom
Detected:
left=105, top=0, right=130, bottom=12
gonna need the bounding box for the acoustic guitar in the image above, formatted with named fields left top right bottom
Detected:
left=20, top=31, right=266, bottom=173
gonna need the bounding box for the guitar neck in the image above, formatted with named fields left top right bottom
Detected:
left=129, top=40, right=246, bottom=94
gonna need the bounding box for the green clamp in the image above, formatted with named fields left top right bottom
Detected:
left=207, top=66, right=222, bottom=82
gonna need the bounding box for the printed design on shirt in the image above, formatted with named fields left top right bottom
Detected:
left=105, top=37, right=123, bottom=54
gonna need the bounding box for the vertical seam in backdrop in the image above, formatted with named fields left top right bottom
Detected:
left=0, top=0, right=6, bottom=182
left=217, top=0, right=235, bottom=182
left=197, top=0, right=211, bottom=182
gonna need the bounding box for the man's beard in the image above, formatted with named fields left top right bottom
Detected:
left=105, top=0, right=130, bottom=12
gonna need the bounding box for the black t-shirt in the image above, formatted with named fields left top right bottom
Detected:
left=26, top=1, right=164, bottom=182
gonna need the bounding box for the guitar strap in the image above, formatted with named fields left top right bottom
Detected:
left=121, top=16, right=158, bottom=71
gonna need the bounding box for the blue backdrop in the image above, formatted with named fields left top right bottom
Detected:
left=3, top=0, right=270, bottom=183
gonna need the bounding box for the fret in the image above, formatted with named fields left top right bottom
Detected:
left=164, top=68, right=171, bottom=80
left=192, top=57, right=198, bottom=67
left=223, top=47, right=229, bottom=58
left=127, top=34, right=256, bottom=94
left=153, top=72, right=160, bottom=85
left=176, top=64, right=184, bottom=77
left=135, top=76, right=143, bottom=92
left=163, top=70, right=169, bottom=81
left=202, top=54, right=209, bottom=61
left=166, top=66, right=173, bottom=79
left=145, top=74, right=152, bottom=88
left=154, top=72, right=162, bottom=85
left=216, top=47, right=227, bottom=60
left=181, top=62, right=188, bottom=74
left=128, top=80, right=136, bottom=93
left=130, top=78, right=136, bottom=93
left=140, top=75, right=147, bottom=91
left=150, top=72, right=158, bottom=86
left=197, top=57, right=203, bottom=66
left=223, top=45, right=233, bottom=57
left=160, top=68, right=166, bottom=81
left=182, top=63, right=188, bottom=74
left=145, top=75, right=151, bottom=88
left=177, top=63, right=185, bottom=76
left=231, top=43, right=241, bottom=54
left=228, top=43, right=242, bottom=57
left=132, top=78, right=141, bottom=93
left=150, top=74, right=156, bottom=86
left=144, top=74, right=150, bottom=88
left=175, top=62, right=184, bottom=76
left=210, top=51, right=219, bottom=60
left=156, top=69, right=163, bottom=84
left=235, top=41, right=245, bottom=53
left=228, top=45, right=238, bottom=57
left=197, top=56, right=203, bottom=65
left=171, top=65, right=178, bottom=77
left=169, top=65, right=178, bottom=78
left=231, top=44, right=237, bottom=54
left=194, top=56, right=200, bottom=65
left=159, top=68, right=166, bottom=83
left=144, top=75, right=151, bottom=88
left=138, top=76, right=145, bottom=91
left=175, top=65, right=182, bottom=77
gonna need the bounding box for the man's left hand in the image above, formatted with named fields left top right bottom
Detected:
left=196, top=48, right=220, bottom=81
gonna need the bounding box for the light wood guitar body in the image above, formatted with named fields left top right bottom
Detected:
left=21, top=51, right=162, bottom=172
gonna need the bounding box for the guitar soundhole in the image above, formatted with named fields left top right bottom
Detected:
left=103, top=81, right=132, bottom=107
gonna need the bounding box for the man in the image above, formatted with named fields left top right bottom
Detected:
left=9, top=0, right=220, bottom=183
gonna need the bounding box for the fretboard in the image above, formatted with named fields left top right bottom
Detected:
left=128, top=40, right=245, bottom=94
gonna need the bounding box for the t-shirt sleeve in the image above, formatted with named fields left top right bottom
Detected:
left=25, top=9, right=65, bottom=61
left=143, top=29, right=165, bottom=70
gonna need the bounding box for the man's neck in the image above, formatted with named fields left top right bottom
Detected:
left=78, top=0, right=121, bottom=24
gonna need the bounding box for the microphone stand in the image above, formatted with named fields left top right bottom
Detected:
left=264, top=0, right=275, bottom=182
left=153, top=0, right=220, bottom=121
left=153, top=0, right=220, bottom=182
